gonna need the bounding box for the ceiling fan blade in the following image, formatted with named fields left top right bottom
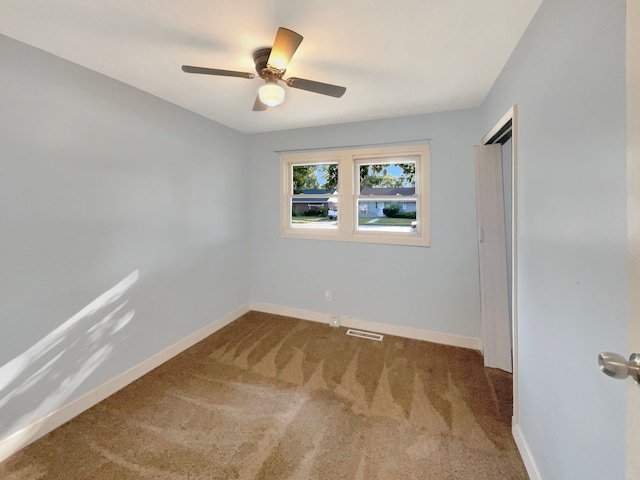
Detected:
left=285, top=78, right=346, bottom=98
left=181, top=65, right=255, bottom=79
left=252, top=95, right=267, bottom=111
left=267, top=28, right=303, bottom=71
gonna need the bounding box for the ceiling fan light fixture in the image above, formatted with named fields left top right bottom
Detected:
left=181, top=27, right=346, bottom=112
left=258, top=82, right=285, bottom=107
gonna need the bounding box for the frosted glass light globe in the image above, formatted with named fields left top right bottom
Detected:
left=258, top=82, right=285, bottom=107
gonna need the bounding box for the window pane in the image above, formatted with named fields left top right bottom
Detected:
left=291, top=163, right=338, bottom=230
left=358, top=160, right=416, bottom=195
left=357, top=199, right=417, bottom=234
left=292, top=164, right=337, bottom=194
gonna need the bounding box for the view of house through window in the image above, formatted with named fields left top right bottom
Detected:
left=291, top=163, right=338, bottom=230
left=356, top=159, right=417, bottom=234
left=281, top=144, right=429, bottom=247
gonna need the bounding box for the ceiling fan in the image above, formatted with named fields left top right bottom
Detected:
left=181, top=27, right=347, bottom=111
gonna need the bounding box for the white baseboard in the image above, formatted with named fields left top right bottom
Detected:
left=249, top=302, right=482, bottom=351
left=513, top=423, right=542, bottom=480
left=0, top=303, right=250, bottom=464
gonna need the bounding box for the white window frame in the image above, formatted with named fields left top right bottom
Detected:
left=280, top=144, right=430, bottom=247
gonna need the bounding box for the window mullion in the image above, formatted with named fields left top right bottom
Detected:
left=337, top=153, right=353, bottom=235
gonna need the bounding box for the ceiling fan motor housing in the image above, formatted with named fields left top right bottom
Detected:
left=253, top=48, right=282, bottom=81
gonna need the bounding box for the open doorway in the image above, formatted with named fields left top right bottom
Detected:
left=479, top=106, right=518, bottom=423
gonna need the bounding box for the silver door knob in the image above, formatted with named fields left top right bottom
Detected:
left=598, top=352, right=640, bottom=384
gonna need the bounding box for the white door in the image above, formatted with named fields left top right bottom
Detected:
left=602, top=5, right=640, bottom=477
left=475, top=144, right=512, bottom=372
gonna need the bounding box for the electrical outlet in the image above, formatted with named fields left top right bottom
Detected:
left=325, top=290, right=332, bottom=302
left=330, top=314, right=340, bottom=328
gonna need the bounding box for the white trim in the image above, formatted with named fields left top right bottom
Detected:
left=481, top=105, right=519, bottom=422
left=513, top=424, right=543, bottom=480
left=0, top=303, right=250, bottom=464
left=249, top=301, right=482, bottom=351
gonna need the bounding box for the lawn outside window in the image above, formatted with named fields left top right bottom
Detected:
left=280, top=144, right=430, bottom=246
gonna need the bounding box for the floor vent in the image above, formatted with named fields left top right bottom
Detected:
left=346, top=329, right=384, bottom=341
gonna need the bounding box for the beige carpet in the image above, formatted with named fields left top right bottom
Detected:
left=0, top=312, right=528, bottom=479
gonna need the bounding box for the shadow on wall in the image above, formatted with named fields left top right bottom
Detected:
left=0, top=270, right=139, bottom=457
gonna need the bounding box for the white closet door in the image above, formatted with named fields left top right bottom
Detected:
left=475, top=145, right=512, bottom=372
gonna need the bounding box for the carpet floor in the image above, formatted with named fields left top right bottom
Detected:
left=0, top=312, right=528, bottom=479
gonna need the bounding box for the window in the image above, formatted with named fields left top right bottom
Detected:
left=280, top=145, right=430, bottom=246
left=289, top=162, right=339, bottom=231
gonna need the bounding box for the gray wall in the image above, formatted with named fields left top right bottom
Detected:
left=249, top=109, right=483, bottom=338
left=480, top=0, right=627, bottom=478
left=0, top=35, right=250, bottom=440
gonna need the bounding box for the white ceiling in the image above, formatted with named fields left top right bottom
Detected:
left=0, top=0, right=542, bottom=134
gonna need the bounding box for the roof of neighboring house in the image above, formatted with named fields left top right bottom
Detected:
left=292, top=189, right=337, bottom=204
left=359, top=187, right=415, bottom=196
left=300, top=189, right=333, bottom=195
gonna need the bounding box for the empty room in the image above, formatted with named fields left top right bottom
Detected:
left=0, top=1, right=637, bottom=479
